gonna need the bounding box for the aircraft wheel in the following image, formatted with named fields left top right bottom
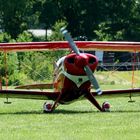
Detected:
left=43, top=102, right=53, bottom=113
left=102, top=101, right=110, bottom=112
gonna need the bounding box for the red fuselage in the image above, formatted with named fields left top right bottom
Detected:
left=54, top=53, right=98, bottom=104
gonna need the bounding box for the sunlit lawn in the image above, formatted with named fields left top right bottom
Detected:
left=0, top=71, right=140, bottom=140
left=0, top=96, right=140, bottom=140
left=96, top=70, right=140, bottom=90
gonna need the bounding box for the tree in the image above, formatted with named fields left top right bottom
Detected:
left=1, top=0, right=139, bottom=41
left=0, top=52, right=19, bottom=85
left=39, top=0, right=62, bottom=30
left=94, top=0, right=140, bottom=41
left=0, top=0, right=41, bottom=38
left=48, top=20, right=67, bottom=41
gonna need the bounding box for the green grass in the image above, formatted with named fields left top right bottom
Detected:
left=0, top=96, right=140, bottom=140
left=95, top=71, right=140, bottom=89
left=1, top=71, right=140, bottom=140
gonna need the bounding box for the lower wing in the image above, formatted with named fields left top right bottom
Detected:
left=0, top=90, right=60, bottom=100
left=91, top=88, right=140, bottom=98
left=0, top=88, right=140, bottom=101
left=15, top=83, right=54, bottom=90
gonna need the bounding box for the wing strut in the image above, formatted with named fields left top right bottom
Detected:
left=85, top=92, right=103, bottom=111
left=4, top=52, right=11, bottom=104
left=129, top=50, right=137, bottom=103
left=0, top=76, right=2, bottom=90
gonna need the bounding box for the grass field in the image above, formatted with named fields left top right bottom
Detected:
left=0, top=96, right=140, bottom=140
left=0, top=71, right=140, bottom=140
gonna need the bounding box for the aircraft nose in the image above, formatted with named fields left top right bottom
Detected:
left=75, top=54, right=88, bottom=68
left=64, top=53, right=98, bottom=75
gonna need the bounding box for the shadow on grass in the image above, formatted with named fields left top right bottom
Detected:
left=0, top=109, right=140, bottom=115
left=0, top=109, right=96, bottom=115
left=54, top=109, right=140, bottom=114
left=111, top=110, right=140, bottom=113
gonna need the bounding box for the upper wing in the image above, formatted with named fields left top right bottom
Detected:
left=83, top=41, right=140, bottom=52
left=0, top=41, right=140, bottom=52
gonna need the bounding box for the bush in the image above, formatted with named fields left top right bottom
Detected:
left=16, top=31, right=33, bottom=42
left=94, top=22, right=124, bottom=41
left=0, top=32, right=12, bottom=42
left=48, top=20, right=68, bottom=41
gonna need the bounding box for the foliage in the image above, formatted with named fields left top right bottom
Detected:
left=0, top=52, right=19, bottom=85
left=32, top=36, right=46, bottom=42
left=0, top=33, right=12, bottom=43
left=0, top=0, right=139, bottom=40
left=39, top=0, right=61, bottom=29
left=0, top=0, right=27, bottom=38
left=94, top=0, right=140, bottom=41
left=0, top=30, right=69, bottom=85
left=20, top=52, right=51, bottom=81
left=0, top=0, right=42, bottom=38
left=0, top=0, right=140, bottom=85
left=0, top=31, right=34, bottom=85
left=94, top=22, right=125, bottom=41
left=48, top=20, right=68, bottom=41
left=19, top=50, right=69, bottom=82
left=16, top=31, right=33, bottom=42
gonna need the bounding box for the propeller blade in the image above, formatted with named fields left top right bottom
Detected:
left=84, top=65, right=102, bottom=95
left=60, top=27, right=102, bottom=95
left=60, top=27, right=80, bottom=55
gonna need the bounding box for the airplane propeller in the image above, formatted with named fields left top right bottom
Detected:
left=60, top=27, right=102, bottom=95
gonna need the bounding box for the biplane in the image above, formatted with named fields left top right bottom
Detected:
left=0, top=27, right=140, bottom=112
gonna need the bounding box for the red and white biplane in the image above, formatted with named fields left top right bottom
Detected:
left=0, top=28, right=140, bottom=112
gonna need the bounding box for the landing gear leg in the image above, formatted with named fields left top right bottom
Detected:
left=85, top=92, right=104, bottom=112
left=43, top=92, right=62, bottom=113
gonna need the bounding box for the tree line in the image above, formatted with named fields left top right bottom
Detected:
left=0, top=0, right=140, bottom=85
left=0, top=0, right=140, bottom=41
